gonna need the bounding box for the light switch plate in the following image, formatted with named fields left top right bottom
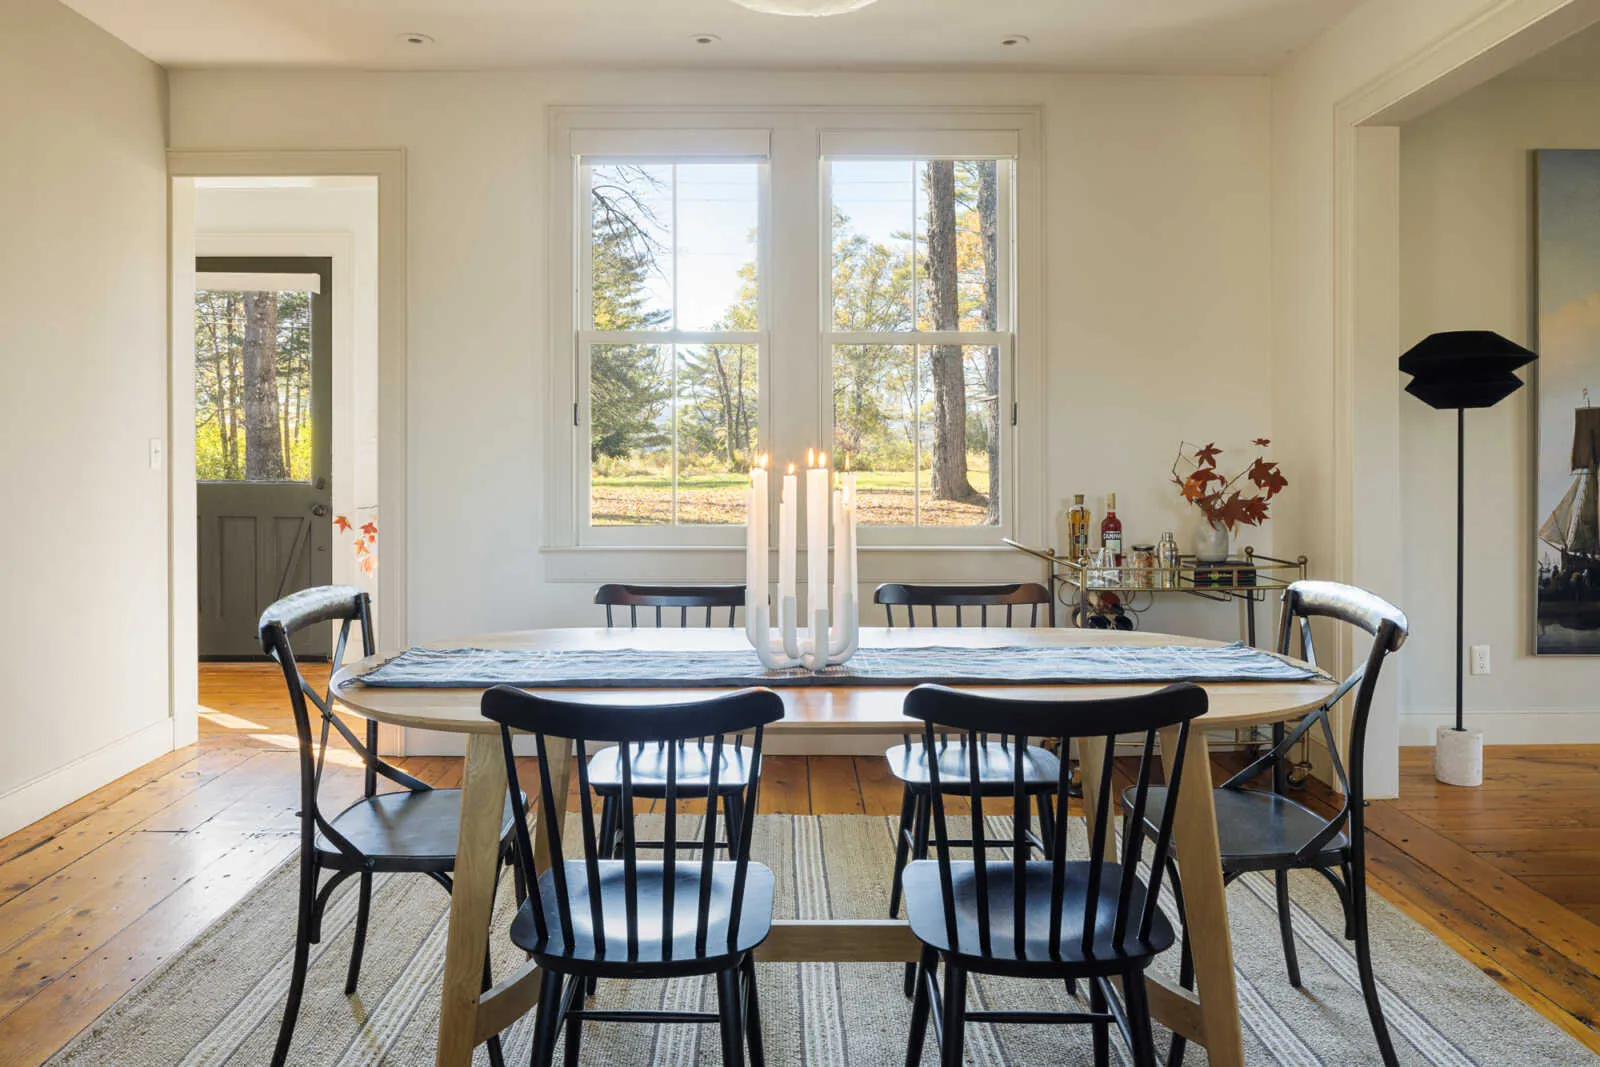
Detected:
left=148, top=438, right=163, bottom=470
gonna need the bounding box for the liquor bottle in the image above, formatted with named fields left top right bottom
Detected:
left=1068, top=494, right=1091, bottom=561
left=1101, top=493, right=1123, bottom=566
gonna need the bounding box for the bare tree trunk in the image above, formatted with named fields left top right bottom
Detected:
left=243, top=292, right=287, bottom=480
left=925, top=161, right=977, bottom=504
left=979, top=162, right=1001, bottom=525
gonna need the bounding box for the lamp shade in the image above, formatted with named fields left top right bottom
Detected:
left=1399, top=330, right=1537, bottom=411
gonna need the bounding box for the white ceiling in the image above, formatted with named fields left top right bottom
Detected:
left=1500, top=20, right=1600, bottom=81
left=59, top=0, right=1363, bottom=75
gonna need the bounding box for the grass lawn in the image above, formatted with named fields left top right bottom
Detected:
left=592, top=466, right=993, bottom=527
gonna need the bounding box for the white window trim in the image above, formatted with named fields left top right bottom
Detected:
left=544, top=105, right=1046, bottom=583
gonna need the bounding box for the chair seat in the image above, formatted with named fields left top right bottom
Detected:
left=902, top=859, right=1175, bottom=976
left=316, top=788, right=517, bottom=870
left=1129, top=786, right=1349, bottom=872
left=587, top=742, right=752, bottom=798
left=510, top=860, right=775, bottom=977
left=885, top=740, right=1061, bottom=795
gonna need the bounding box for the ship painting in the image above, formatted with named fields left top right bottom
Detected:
left=1535, top=150, right=1600, bottom=653
left=1537, top=401, right=1600, bottom=643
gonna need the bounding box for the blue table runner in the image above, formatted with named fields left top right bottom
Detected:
left=354, top=641, right=1322, bottom=689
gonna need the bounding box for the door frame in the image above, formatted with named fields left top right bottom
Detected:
left=168, top=149, right=407, bottom=750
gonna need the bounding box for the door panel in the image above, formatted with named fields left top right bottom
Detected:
left=196, top=257, right=333, bottom=659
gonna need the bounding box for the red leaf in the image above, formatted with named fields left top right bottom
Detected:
left=334, top=515, right=352, bottom=533
left=1247, top=458, right=1288, bottom=497
left=1194, top=442, right=1223, bottom=468
left=360, top=557, right=376, bottom=576
left=354, top=541, right=369, bottom=555
left=1239, top=496, right=1271, bottom=525
left=360, top=521, right=378, bottom=537
left=1252, top=438, right=1271, bottom=447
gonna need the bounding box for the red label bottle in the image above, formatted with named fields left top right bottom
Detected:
left=1101, top=492, right=1123, bottom=565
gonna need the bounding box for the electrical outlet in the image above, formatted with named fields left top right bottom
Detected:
left=1470, top=645, right=1491, bottom=675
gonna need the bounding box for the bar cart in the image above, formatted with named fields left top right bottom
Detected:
left=1003, top=538, right=1308, bottom=648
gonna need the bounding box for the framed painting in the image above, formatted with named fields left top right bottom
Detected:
left=1535, top=150, right=1600, bottom=654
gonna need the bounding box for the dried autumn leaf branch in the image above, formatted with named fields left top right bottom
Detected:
left=1171, top=439, right=1288, bottom=531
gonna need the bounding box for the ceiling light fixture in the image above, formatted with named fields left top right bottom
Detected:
left=727, top=0, right=878, bottom=17
left=398, top=32, right=434, bottom=46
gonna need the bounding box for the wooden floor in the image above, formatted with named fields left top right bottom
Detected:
left=0, top=664, right=1596, bottom=1065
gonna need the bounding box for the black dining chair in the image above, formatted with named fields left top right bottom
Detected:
left=259, top=586, right=521, bottom=1067
left=1128, top=579, right=1409, bottom=1067
left=481, top=684, right=783, bottom=1067
left=901, top=682, right=1207, bottom=1067
left=590, top=583, right=753, bottom=863
left=875, top=581, right=1061, bottom=995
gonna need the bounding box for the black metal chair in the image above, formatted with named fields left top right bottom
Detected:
left=259, top=586, right=520, bottom=1067
left=482, top=684, right=782, bottom=1067
left=901, top=682, right=1207, bottom=1067
left=591, top=583, right=752, bottom=863
left=595, top=582, right=746, bottom=628
left=1129, top=579, right=1409, bottom=1067
left=875, top=581, right=1051, bottom=628
left=875, top=581, right=1061, bottom=995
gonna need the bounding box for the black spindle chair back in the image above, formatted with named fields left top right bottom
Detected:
left=906, top=682, right=1205, bottom=968
left=482, top=686, right=783, bottom=969
left=875, top=582, right=1050, bottom=629
left=595, top=583, right=746, bottom=629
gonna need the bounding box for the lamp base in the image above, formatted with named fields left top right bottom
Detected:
left=1433, top=726, right=1483, bottom=787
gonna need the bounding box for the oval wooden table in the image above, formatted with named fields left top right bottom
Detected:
left=332, top=626, right=1334, bottom=1067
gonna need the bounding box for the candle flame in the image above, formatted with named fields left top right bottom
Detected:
left=845, top=454, right=852, bottom=472
left=807, top=448, right=815, bottom=467
left=819, top=451, right=828, bottom=469
left=787, top=463, right=796, bottom=475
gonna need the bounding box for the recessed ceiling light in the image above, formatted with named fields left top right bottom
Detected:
left=1000, top=34, right=1030, bottom=47
left=728, top=0, right=877, bottom=15
left=398, top=32, right=435, bottom=46
left=691, top=32, right=722, bottom=45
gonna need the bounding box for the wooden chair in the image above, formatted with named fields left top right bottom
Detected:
left=590, top=583, right=753, bottom=862
left=1129, top=579, right=1409, bottom=1067
left=875, top=581, right=1051, bottom=628
left=901, top=682, right=1207, bottom=1067
left=874, top=581, right=1061, bottom=995
left=258, top=586, right=520, bottom=1067
left=595, top=582, right=746, bottom=628
left=481, top=685, right=782, bottom=1067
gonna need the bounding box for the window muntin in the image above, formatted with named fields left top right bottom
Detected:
left=582, top=161, right=763, bottom=528
left=827, top=158, right=1012, bottom=529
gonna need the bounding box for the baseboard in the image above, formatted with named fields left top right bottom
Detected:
left=1400, top=711, right=1600, bottom=746
left=0, top=718, right=176, bottom=839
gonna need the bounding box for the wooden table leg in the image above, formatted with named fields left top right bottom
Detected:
left=532, top=738, right=573, bottom=876
left=1158, top=725, right=1244, bottom=1067
left=1077, top=736, right=1116, bottom=863
left=437, top=732, right=511, bottom=1067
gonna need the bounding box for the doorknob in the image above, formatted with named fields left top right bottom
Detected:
left=311, top=504, right=330, bottom=517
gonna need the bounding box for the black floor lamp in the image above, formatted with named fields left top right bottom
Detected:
left=1399, top=331, right=1537, bottom=787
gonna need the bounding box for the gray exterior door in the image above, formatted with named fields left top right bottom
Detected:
left=196, top=257, right=333, bottom=659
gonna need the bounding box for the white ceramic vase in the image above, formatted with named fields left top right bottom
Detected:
left=1194, top=517, right=1230, bottom=562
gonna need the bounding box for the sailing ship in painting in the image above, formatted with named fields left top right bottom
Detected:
left=1537, top=398, right=1600, bottom=644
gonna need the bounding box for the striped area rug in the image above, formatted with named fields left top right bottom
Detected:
left=46, top=815, right=1596, bottom=1066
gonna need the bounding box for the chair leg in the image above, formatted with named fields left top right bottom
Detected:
left=1349, top=861, right=1400, bottom=1067
left=905, top=948, right=936, bottom=1067
left=904, top=793, right=930, bottom=998
left=717, top=963, right=747, bottom=1067
left=1089, top=975, right=1110, bottom=1067
left=343, top=870, right=373, bottom=996
left=530, top=972, right=566, bottom=1067
left=1123, top=973, right=1159, bottom=1067
left=563, top=981, right=583, bottom=1067
left=1275, top=868, right=1303, bottom=988
left=939, top=962, right=967, bottom=1067
left=888, top=785, right=917, bottom=919
left=741, top=952, right=766, bottom=1067
left=271, top=860, right=318, bottom=1067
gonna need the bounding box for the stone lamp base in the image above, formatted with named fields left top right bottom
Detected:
left=1434, top=725, right=1484, bottom=787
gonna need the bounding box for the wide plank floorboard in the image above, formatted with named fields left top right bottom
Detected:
left=0, top=665, right=1595, bottom=1064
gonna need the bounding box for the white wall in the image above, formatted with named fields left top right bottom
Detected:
left=193, top=179, right=381, bottom=605
left=1399, top=76, right=1600, bottom=744
left=168, top=70, right=1275, bottom=658
left=0, top=0, right=170, bottom=835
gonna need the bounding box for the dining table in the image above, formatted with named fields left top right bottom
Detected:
left=329, top=625, right=1336, bottom=1067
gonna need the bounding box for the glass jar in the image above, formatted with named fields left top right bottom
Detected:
left=1131, top=545, right=1156, bottom=588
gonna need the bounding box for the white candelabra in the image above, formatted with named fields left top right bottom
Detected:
left=744, top=450, right=859, bottom=671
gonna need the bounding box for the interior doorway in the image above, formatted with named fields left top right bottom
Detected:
left=195, top=256, right=334, bottom=659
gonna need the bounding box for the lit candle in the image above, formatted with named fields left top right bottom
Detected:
left=779, top=463, right=797, bottom=605
left=807, top=450, right=829, bottom=632
left=750, top=455, right=768, bottom=611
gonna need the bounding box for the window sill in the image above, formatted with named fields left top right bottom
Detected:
left=539, top=542, right=1050, bottom=585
